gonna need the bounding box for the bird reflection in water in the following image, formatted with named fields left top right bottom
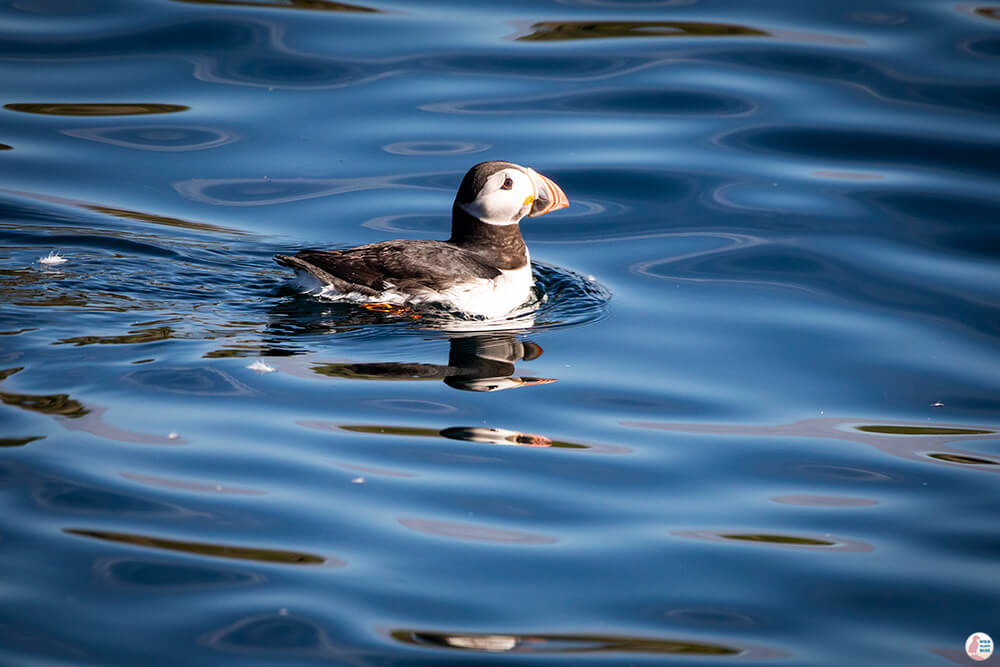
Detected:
left=387, top=629, right=770, bottom=657
left=260, top=292, right=560, bottom=397
left=440, top=426, right=551, bottom=447
left=313, top=333, right=556, bottom=392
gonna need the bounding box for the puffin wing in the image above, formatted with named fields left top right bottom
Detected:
left=275, top=241, right=501, bottom=294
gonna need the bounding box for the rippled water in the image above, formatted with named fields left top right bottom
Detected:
left=2, top=1, right=999, bottom=664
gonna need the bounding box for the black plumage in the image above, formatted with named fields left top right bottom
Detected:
left=274, top=241, right=502, bottom=297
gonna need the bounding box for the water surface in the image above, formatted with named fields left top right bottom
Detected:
left=2, top=0, right=999, bottom=664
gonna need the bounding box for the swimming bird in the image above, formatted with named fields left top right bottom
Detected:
left=274, top=161, right=568, bottom=318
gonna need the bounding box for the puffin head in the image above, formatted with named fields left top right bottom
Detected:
left=455, top=161, right=569, bottom=226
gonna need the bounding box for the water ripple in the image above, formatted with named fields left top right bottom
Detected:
left=422, top=87, right=754, bottom=116
left=95, top=556, right=262, bottom=591
left=623, top=417, right=1000, bottom=471
left=2, top=1, right=999, bottom=664
left=381, top=140, right=489, bottom=156
left=398, top=517, right=558, bottom=545
left=62, top=125, right=237, bottom=152
left=720, top=125, right=1000, bottom=178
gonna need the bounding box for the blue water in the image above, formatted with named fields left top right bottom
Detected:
left=2, top=0, right=999, bottom=664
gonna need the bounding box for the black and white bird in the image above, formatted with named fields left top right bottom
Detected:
left=274, top=161, right=568, bottom=318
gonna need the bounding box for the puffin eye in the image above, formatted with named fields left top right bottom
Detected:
left=501, top=176, right=513, bottom=190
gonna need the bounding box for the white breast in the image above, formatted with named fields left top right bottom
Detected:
left=428, top=263, right=535, bottom=318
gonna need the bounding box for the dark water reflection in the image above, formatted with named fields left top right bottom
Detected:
left=516, top=20, right=771, bottom=41
left=66, top=529, right=331, bottom=565
left=671, top=529, right=874, bottom=552
left=4, top=102, right=189, bottom=116
left=0, top=436, right=45, bottom=447
left=2, top=0, right=1000, bottom=664
left=173, top=0, right=381, bottom=12
left=0, top=367, right=90, bottom=418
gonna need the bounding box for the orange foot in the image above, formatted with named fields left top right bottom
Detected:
left=361, top=302, right=421, bottom=318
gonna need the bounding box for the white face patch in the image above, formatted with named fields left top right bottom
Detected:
left=458, top=168, right=536, bottom=226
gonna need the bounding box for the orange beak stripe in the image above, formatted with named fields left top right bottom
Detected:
left=534, top=172, right=569, bottom=216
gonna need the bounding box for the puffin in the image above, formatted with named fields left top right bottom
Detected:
left=274, top=161, right=568, bottom=318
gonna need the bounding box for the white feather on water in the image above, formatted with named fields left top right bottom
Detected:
left=38, top=251, right=67, bottom=265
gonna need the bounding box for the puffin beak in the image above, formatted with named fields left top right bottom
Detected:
left=526, top=168, right=569, bottom=217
